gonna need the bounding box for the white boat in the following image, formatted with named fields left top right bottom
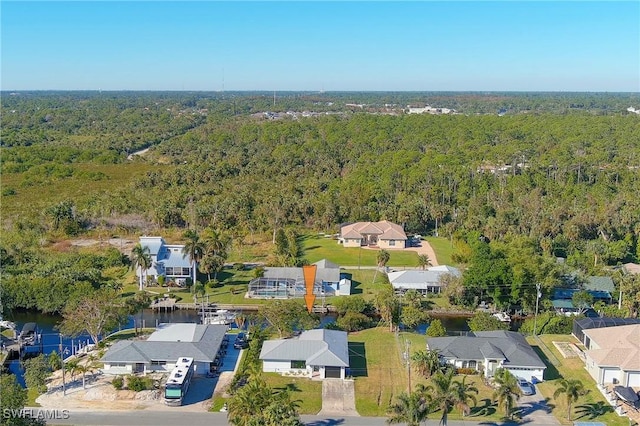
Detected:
left=493, top=312, right=511, bottom=323
left=202, top=310, right=236, bottom=326
left=0, top=320, right=16, bottom=330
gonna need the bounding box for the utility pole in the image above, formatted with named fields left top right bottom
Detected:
left=533, top=283, right=541, bottom=336
left=59, top=334, right=66, bottom=396
left=404, top=339, right=412, bottom=393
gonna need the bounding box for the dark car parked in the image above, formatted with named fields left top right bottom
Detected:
left=233, top=332, right=249, bottom=349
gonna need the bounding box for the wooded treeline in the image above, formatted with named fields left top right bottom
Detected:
left=1, top=92, right=640, bottom=315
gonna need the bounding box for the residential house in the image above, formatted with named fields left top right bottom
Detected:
left=247, top=259, right=351, bottom=299
left=388, top=265, right=461, bottom=295
left=339, top=220, right=407, bottom=249
left=138, top=236, right=193, bottom=286
left=101, top=323, right=227, bottom=376
left=583, top=324, right=640, bottom=387
left=259, top=329, right=349, bottom=379
left=427, top=331, right=546, bottom=382
left=573, top=317, right=640, bottom=347
left=551, top=275, right=614, bottom=316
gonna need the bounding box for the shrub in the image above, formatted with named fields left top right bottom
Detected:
left=157, top=275, right=166, bottom=287
left=112, top=376, right=124, bottom=390
left=126, top=375, right=154, bottom=392
left=207, top=279, right=222, bottom=288
left=456, top=368, right=478, bottom=375
left=233, top=263, right=245, bottom=271
left=336, top=311, right=371, bottom=332
left=426, top=318, right=447, bottom=337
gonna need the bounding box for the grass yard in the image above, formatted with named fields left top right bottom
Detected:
left=424, top=237, right=455, bottom=266
left=348, top=327, right=408, bottom=416
left=528, top=334, right=628, bottom=426
left=262, top=373, right=323, bottom=414
left=302, top=235, right=420, bottom=267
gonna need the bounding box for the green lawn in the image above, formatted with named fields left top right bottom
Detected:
left=350, top=328, right=504, bottom=421
left=348, top=327, right=409, bottom=416
left=528, top=334, right=628, bottom=426
left=302, top=235, right=420, bottom=267
left=262, top=373, right=323, bottom=414
left=424, top=237, right=455, bottom=266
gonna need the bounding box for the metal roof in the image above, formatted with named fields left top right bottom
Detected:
left=101, top=324, right=227, bottom=364
left=259, top=329, right=349, bottom=367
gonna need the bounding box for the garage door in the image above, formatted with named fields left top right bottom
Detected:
left=603, top=368, right=619, bottom=384
left=508, top=369, right=534, bottom=382
left=325, top=367, right=342, bottom=379
left=628, top=372, right=640, bottom=387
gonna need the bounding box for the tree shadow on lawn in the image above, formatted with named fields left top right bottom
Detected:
left=347, top=342, right=367, bottom=377
left=273, top=383, right=302, bottom=393
left=512, top=397, right=556, bottom=418
left=530, top=345, right=561, bottom=380
left=574, top=401, right=614, bottom=419
left=305, top=419, right=346, bottom=426
left=469, top=398, right=497, bottom=417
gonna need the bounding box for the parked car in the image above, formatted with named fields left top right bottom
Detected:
left=234, top=332, right=249, bottom=349
left=517, top=377, right=535, bottom=396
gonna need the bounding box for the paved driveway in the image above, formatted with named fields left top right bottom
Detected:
left=516, top=390, right=560, bottom=425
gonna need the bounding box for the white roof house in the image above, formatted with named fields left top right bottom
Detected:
left=388, top=265, right=461, bottom=294
left=259, top=329, right=349, bottom=379
left=138, top=236, right=193, bottom=285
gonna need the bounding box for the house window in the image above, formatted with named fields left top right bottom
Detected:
left=181, top=267, right=191, bottom=276
left=291, top=360, right=306, bottom=369
left=166, top=267, right=175, bottom=275
left=110, top=363, right=126, bottom=368
left=389, top=240, right=396, bottom=246
left=468, top=360, right=477, bottom=369
left=151, top=360, right=166, bottom=366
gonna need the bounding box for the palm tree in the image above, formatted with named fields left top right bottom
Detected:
left=492, top=368, right=521, bottom=420
left=386, top=390, right=431, bottom=426
left=182, top=229, right=205, bottom=289
left=417, top=254, right=432, bottom=270
left=130, top=243, right=152, bottom=291
left=377, top=249, right=391, bottom=269
left=227, top=377, right=272, bottom=426
left=427, top=368, right=478, bottom=426
left=411, top=350, right=442, bottom=379
left=373, top=249, right=391, bottom=283
left=451, top=376, right=479, bottom=417
left=201, top=227, right=231, bottom=280
left=553, top=378, right=587, bottom=421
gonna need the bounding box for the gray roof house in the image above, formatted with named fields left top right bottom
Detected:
left=248, top=259, right=351, bottom=298
left=388, top=265, right=461, bottom=294
left=101, top=323, right=227, bottom=376
left=259, top=329, right=349, bottom=379
left=427, top=331, right=546, bottom=382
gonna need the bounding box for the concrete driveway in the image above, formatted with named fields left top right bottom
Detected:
left=516, top=390, right=560, bottom=425
left=318, top=379, right=359, bottom=416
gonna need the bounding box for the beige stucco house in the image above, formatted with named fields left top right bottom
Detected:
left=584, top=324, right=640, bottom=387
left=339, top=220, right=407, bottom=249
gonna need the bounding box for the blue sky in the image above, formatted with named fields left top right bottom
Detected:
left=2, top=1, right=639, bottom=91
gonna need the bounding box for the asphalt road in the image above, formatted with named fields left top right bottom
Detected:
left=25, top=408, right=563, bottom=426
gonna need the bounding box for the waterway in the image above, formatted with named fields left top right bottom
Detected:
left=3, top=309, right=518, bottom=386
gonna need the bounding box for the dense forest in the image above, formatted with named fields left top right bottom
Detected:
left=2, top=91, right=640, bottom=316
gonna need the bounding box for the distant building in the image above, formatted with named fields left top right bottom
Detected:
left=388, top=265, right=461, bottom=294
left=339, top=220, right=407, bottom=249
left=247, top=259, right=351, bottom=299
left=138, top=236, right=193, bottom=286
